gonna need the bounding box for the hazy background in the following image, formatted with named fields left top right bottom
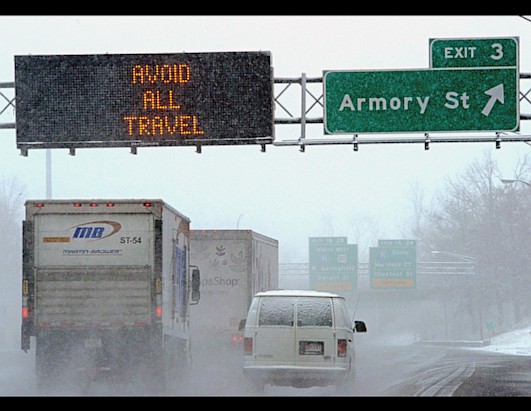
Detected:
left=1, top=15, right=530, bottom=262
left=0, top=16, right=529, bottom=395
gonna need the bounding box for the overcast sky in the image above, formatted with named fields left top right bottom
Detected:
left=1, top=15, right=530, bottom=262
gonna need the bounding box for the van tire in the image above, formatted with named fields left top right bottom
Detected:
left=335, top=368, right=356, bottom=395
left=245, top=379, right=265, bottom=395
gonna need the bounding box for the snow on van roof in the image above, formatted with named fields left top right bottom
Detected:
left=254, top=289, right=343, bottom=298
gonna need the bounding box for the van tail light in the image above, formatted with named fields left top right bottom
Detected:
left=337, top=339, right=348, bottom=357
left=243, top=337, right=253, bottom=355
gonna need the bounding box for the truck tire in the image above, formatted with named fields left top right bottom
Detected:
left=35, top=337, right=56, bottom=393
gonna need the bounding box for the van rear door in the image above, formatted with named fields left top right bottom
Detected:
left=294, top=297, right=336, bottom=367
left=252, top=297, right=296, bottom=365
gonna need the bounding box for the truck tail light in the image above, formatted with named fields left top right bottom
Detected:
left=22, top=280, right=29, bottom=319
left=337, top=339, right=347, bottom=357
left=231, top=334, right=244, bottom=344
left=243, top=337, right=253, bottom=355
left=156, top=306, right=162, bottom=317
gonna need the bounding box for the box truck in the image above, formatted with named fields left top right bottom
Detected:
left=21, top=199, right=200, bottom=392
left=189, top=230, right=278, bottom=349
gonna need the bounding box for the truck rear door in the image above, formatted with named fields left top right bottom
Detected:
left=35, top=266, right=152, bottom=327
left=33, top=211, right=155, bottom=327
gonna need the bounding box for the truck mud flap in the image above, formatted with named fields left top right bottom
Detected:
left=21, top=321, right=31, bottom=351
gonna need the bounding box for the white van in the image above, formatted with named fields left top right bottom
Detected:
left=241, top=290, right=367, bottom=391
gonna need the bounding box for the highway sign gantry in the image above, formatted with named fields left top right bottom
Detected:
left=323, top=67, right=519, bottom=134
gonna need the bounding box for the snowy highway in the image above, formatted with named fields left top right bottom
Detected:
left=1, top=326, right=529, bottom=396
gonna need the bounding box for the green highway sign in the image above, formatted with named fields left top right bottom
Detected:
left=369, top=240, right=417, bottom=289
left=323, top=67, right=519, bottom=134
left=430, top=37, right=519, bottom=68
left=309, top=237, right=358, bottom=293
left=378, top=239, right=416, bottom=248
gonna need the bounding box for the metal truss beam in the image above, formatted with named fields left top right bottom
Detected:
left=2, top=75, right=531, bottom=153
left=273, top=73, right=531, bottom=150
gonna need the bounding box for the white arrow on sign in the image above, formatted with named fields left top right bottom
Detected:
left=481, top=84, right=504, bottom=117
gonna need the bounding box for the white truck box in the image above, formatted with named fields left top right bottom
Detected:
left=189, top=229, right=278, bottom=348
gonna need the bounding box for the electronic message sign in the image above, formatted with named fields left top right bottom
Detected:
left=14, top=52, right=274, bottom=151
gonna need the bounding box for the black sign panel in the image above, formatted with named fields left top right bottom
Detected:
left=15, top=52, right=274, bottom=150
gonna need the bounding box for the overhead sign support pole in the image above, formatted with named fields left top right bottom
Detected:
left=299, top=73, right=307, bottom=152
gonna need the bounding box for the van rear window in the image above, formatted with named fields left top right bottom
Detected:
left=258, top=298, right=294, bottom=326
left=297, top=298, right=332, bottom=327
left=257, top=297, right=333, bottom=327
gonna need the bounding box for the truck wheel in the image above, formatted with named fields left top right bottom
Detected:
left=35, top=342, right=55, bottom=393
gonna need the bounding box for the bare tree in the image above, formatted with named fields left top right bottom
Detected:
left=494, top=152, right=531, bottom=326
left=347, top=216, right=381, bottom=262
left=0, top=175, right=26, bottom=349
left=414, top=150, right=531, bottom=334
left=0, top=175, right=26, bottom=282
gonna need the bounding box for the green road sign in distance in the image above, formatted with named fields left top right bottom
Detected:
left=378, top=239, right=416, bottom=248
left=323, top=67, right=519, bottom=134
left=430, top=37, right=518, bottom=68
left=369, top=239, right=417, bottom=289
left=309, top=237, right=358, bottom=293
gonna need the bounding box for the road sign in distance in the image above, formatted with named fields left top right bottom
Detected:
left=370, top=240, right=417, bottom=289
left=430, top=37, right=519, bottom=68
left=309, top=237, right=358, bottom=293
left=323, top=67, right=518, bottom=134
left=15, top=52, right=274, bottom=150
